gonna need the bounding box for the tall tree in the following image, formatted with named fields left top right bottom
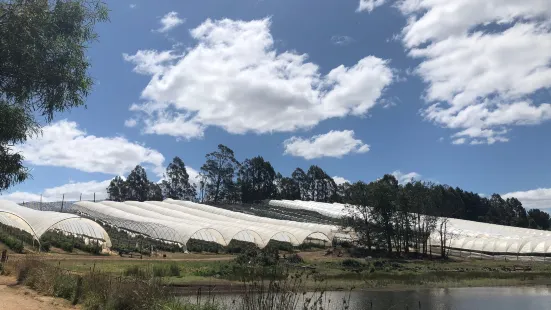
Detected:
left=345, top=181, right=374, bottom=252
left=0, top=0, right=108, bottom=191
left=165, top=157, right=197, bottom=201
left=275, top=173, right=301, bottom=200
left=528, top=209, right=551, bottom=230
left=369, top=174, right=399, bottom=254
left=238, top=156, right=276, bottom=203
left=126, top=165, right=150, bottom=202
left=147, top=182, right=164, bottom=201
left=107, top=176, right=127, bottom=202
left=200, top=144, right=240, bottom=203
left=291, top=168, right=310, bottom=201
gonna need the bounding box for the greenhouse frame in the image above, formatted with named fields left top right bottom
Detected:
left=70, top=200, right=338, bottom=249
left=0, top=200, right=111, bottom=248
left=268, top=199, right=551, bottom=256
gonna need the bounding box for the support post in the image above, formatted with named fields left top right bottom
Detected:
left=60, top=194, right=65, bottom=212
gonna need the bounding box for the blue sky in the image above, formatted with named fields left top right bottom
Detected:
left=2, top=0, right=551, bottom=210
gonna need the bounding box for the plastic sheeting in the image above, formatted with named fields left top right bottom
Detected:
left=428, top=218, right=551, bottom=254
left=0, top=200, right=111, bottom=247
left=269, top=199, right=551, bottom=255
left=71, top=200, right=337, bottom=249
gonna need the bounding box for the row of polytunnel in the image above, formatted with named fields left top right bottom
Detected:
left=269, top=200, right=551, bottom=255
left=0, top=200, right=111, bottom=247
left=70, top=199, right=340, bottom=249
left=4, top=197, right=551, bottom=255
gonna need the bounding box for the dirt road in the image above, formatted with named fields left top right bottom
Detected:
left=0, top=276, right=77, bottom=310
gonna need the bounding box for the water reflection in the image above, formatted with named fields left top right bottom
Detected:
left=182, top=286, right=551, bottom=310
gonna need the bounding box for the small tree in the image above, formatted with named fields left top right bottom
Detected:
left=0, top=0, right=108, bottom=191
left=126, top=165, right=150, bottom=202
left=107, top=176, right=127, bottom=201
left=200, top=144, right=240, bottom=203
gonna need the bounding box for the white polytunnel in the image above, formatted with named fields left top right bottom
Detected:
left=163, top=199, right=337, bottom=244
left=68, top=200, right=339, bottom=249
left=0, top=200, right=111, bottom=247
left=73, top=201, right=224, bottom=246
left=268, top=199, right=551, bottom=256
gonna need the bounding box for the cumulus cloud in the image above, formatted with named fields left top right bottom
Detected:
left=503, top=188, right=551, bottom=210
left=395, top=0, right=551, bottom=144
left=157, top=11, right=185, bottom=33
left=124, top=18, right=393, bottom=139
left=283, top=130, right=370, bottom=160
left=124, top=118, right=138, bottom=128
left=331, top=35, right=354, bottom=45
left=333, top=176, right=351, bottom=185
left=14, top=120, right=166, bottom=176
left=391, top=170, right=421, bottom=184
left=357, top=0, right=387, bottom=12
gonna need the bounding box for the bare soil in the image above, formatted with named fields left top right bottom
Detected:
left=0, top=276, right=77, bottom=310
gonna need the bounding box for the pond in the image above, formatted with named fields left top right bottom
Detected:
left=180, top=286, right=551, bottom=310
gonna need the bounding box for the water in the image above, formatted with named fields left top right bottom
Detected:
left=181, top=286, right=551, bottom=310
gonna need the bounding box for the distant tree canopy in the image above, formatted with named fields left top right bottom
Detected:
left=0, top=0, right=108, bottom=191
left=162, top=157, right=197, bottom=201
left=104, top=144, right=548, bottom=245
left=107, top=158, right=197, bottom=203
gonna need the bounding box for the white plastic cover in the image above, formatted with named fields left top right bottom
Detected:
left=0, top=200, right=111, bottom=247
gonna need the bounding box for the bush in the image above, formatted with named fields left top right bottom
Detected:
left=285, top=253, right=304, bottom=264
left=0, top=231, right=24, bottom=253
left=342, top=259, right=364, bottom=269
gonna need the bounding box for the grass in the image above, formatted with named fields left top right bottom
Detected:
left=1, top=255, right=350, bottom=310
left=37, top=251, right=551, bottom=291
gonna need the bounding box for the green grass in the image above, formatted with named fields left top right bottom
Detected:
left=44, top=255, right=551, bottom=291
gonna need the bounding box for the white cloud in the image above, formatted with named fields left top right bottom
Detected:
left=392, top=170, right=421, bottom=184
left=0, top=179, right=111, bottom=203
left=129, top=4, right=136, bottom=9
left=157, top=11, right=185, bottom=33
left=14, top=120, right=166, bottom=176
left=503, top=188, right=551, bottom=210
left=333, top=176, right=350, bottom=185
left=125, top=18, right=393, bottom=139
left=357, top=0, right=387, bottom=12
left=331, top=35, right=354, bottom=45
left=396, top=0, right=551, bottom=144
left=452, top=138, right=466, bottom=145
left=124, top=118, right=138, bottom=128
left=283, top=130, right=370, bottom=160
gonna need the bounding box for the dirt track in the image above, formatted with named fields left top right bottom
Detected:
left=0, top=276, right=77, bottom=310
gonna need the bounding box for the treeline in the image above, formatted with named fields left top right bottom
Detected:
left=107, top=157, right=197, bottom=202
left=106, top=144, right=550, bottom=239
left=342, top=174, right=551, bottom=257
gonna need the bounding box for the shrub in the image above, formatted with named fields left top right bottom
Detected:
left=0, top=231, right=24, bottom=253
left=342, top=259, right=364, bottom=269
left=285, top=253, right=304, bottom=265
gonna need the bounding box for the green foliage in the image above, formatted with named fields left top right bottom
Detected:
left=123, top=263, right=181, bottom=279
left=341, top=259, right=364, bottom=269
left=106, top=165, right=170, bottom=202
left=40, top=230, right=102, bottom=254
left=107, top=176, right=127, bottom=202
left=0, top=222, right=33, bottom=253
left=0, top=0, right=108, bottom=191
left=164, top=156, right=197, bottom=200
left=0, top=231, right=24, bottom=253
left=200, top=144, right=240, bottom=203
left=238, top=156, right=277, bottom=203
